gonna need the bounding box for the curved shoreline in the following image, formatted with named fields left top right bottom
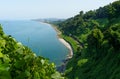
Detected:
left=49, top=23, right=74, bottom=72
left=49, top=23, right=73, bottom=59
left=38, top=22, right=73, bottom=59
left=58, top=38, right=73, bottom=58
left=38, top=21, right=73, bottom=72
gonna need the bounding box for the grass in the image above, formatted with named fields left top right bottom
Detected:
left=61, top=34, right=79, bottom=53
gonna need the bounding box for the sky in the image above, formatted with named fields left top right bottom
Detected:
left=0, top=0, right=117, bottom=20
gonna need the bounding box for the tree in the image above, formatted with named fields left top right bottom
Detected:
left=106, top=4, right=116, bottom=19
left=106, top=24, right=120, bottom=50
left=87, top=29, right=104, bottom=55
left=84, top=10, right=96, bottom=19
left=112, top=0, right=120, bottom=17
left=0, top=25, right=4, bottom=36
left=79, top=11, right=84, bottom=17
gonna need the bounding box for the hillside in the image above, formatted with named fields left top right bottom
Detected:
left=0, top=25, right=64, bottom=79
left=56, top=1, right=120, bottom=79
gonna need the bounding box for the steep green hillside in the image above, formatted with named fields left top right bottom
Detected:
left=56, top=1, right=120, bottom=79
left=0, top=25, right=64, bottom=79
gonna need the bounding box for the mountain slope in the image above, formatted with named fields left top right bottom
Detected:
left=56, top=1, right=120, bottom=79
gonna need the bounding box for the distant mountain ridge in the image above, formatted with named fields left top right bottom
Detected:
left=32, top=18, right=65, bottom=23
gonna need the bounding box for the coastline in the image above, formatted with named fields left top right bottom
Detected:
left=37, top=21, right=73, bottom=72
left=49, top=23, right=73, bottom=59
left=37, top=21, right=73, bottom=59
left=58, top=38, right=73, bottom=58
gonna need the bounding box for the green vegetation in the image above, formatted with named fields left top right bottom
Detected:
left=0, top=25, right=64, bottom=79
left=1, top=0, right=120, bottom=79
left=61, top=35, right=79, bottom=53
left=55, top=0, right=120, bottom=79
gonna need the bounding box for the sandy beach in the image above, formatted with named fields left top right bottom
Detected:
left=50, top=23, right=73, bottom=59
left=58, top=38, right=73, bottom=58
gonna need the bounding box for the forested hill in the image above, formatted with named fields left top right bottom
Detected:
left=56, top=0, right=120, bottom=79
left=0, top=25, right=64, bottom=79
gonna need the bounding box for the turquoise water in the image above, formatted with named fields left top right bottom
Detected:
left=0, top=20, right=68, bottom=66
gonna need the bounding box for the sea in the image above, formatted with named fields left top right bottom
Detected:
left=0, top=20, right=68, bottom=66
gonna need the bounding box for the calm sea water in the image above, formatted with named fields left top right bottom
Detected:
left=0, top=20, right=68, bottom=66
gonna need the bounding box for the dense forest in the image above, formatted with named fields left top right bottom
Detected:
left=55, top=0, right=120, bottom=79
left=0, top=25, right=64, bottom=79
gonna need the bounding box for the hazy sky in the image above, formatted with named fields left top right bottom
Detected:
left=0, top=0, right=117, bottom=20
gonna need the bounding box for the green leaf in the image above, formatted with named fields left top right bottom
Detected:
left=51, top=72, right=64, bottom=79
left=14, top=60, right=25, bottom=69
left=3, top=55, right=10, bottom=63
left=0, top=71, right=11, bottom=79
left=41, top=59, right=45, bottom=65
left=25, top=70, right=31, bottom=77
left=34, top=72, right=40, bottom=79
left=0, top=52, right=3, bottom=58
